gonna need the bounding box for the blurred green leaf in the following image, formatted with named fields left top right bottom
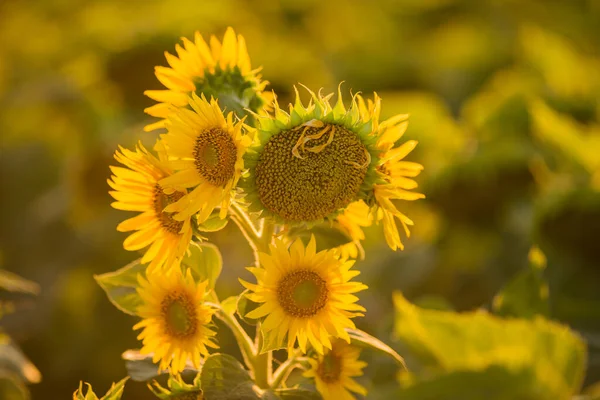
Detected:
left=393, top=292, right=587, bottom=399
left=286, top=224, right=352, bottom=252
left=0, top=270, right=39, bottom=295
left=149, top=373, right=202, bottom=399
left=183, top=242, right=223, bottom=290
left=0, top=335, right=40, bottom=385
left=492, top=246, right=550, bottom=319
left=347, top=328, right=406, bottom=369
left=94, top=259, right=145, bottom=316
left=0, top=373, right=30, bottom=400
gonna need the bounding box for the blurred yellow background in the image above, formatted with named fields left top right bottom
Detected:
left=1, top=0, right=599, bottom=398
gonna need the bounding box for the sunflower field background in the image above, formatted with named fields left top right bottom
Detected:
left=1, top=0, right=600, bottom=399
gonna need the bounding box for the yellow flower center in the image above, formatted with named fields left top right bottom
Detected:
left=153, top=185, right=185, bottom=234
left=161, top=290, right=198, bottom=339
left=255, top=123, right=369, bottom=222
left=317, top=352, right=343, bottom=383
left=194, top=127, right=237, bottom=187
left=276, top=269, right=328, bottom=318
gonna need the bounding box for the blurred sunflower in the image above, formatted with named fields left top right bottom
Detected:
left=134, top=268, right=217, bottom=374
left=304, top=339, right=367, bottom=400
left=244, top=85, right=424, bottom=250
left=159, top=93, right=251, bottom=223
left=144, top=26, right=272, bottom=131
left=108, top=143, right=193, bottom=271
left=241, top=236, right=367, bottom=354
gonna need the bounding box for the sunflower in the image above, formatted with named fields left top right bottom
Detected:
left=134, top=267, right=218, bottom=374
left=108, top=142, right=193, bottom=271
left=304, top=339, right=367, bottom=400
left=158, top=93, right=251, bottom=223
left=241, top=236, right=367, bottom=354
left=243, top=85, right=382, bottom=226
left=144, top=27, right=272, bottom=131
left=149, top=373, right=202, bottom=400
left=359, top=94, right=425, bottom=251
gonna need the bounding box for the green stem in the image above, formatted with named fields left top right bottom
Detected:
left=229, top=207, right=278, bottom=388
left=207, top=292, right=256, bottom=371
left=252, top=323, right=272, bottom=389
left=271, top=350, right=303, bottom=389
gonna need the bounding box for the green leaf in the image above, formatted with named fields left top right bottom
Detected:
left=197, top=212, right=229, bottom=233
left=397, top=365, right=557, bottom=400
left=122, top=350, right=200, bottom=382
left=271, top=385, right=321, bottom=400
left=200, top=353, right=261, bottom=400
left=346, top=328, right=406, bottom=369
left=286, top=224, right=352, bottom=252
left=258, top=328, right=286, bottom=354
left=236, top=290, right=260, bottom=326
left=0, top=335, right=40, bottom=385
left=220, top=296, right=239, bottom=315
left=492, top=246, right=550, bottom=319
left=0, top=373, right=30, bottom=400
left=94, top=259, right=145, bottom=316
left=393, top=292, right=587, bottom=399
left=0, top=270, right=39, bottom=295
left=182, top=242, right=223, bottom=290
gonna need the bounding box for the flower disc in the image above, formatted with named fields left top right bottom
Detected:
left=255, top=123, right=369, bottom=222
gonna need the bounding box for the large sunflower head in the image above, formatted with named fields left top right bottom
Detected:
left=304, top=339, right=367, bottom=400
left=243, top=86, right=384, bottom=226
left=144, top=27, right=272, bottom=131
left=158, top=93, right=251, bottom=223
left=241, top=236, right=367, bottom=354
left=108, top=142, right=193, bottom=271
left=134, top=267, right=218, bottom=374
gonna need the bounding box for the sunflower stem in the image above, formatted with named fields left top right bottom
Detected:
left=271, top=349, right=303, bottom=388
left=230, top=203, right=262, bottom=252
left=209, top=292, right=256, bottom=373
left=253, top=322, right=272, bottom=389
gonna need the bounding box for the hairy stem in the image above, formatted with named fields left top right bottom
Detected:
left=271, top=350, right=303, bottom=388
left=253, top=323, right=272, bottom=389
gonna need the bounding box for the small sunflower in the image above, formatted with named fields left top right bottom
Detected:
left=360, top=95, right=425, bottom=251
left=304, top=339, right=367, bottom=400
left=108, top=142, right=193, bottom=271
left=134, top=267, right=218, bottom=374
left=241, top=236, right=367, bottom=354
left=144, top=27, right=272, bottom=131
left=159, top=93, right=251, bottom=223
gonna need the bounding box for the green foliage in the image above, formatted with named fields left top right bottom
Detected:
left=149, top=373, right=202, bottom=399
left=286, top=224, right=353, bottom=252
left=0, top=270, right=39, bottom=295
left=196, top=212, right=229, bottom=233
left=182, top=242, right=223, bottom=291
left=94, top=259, right=145, bottom=316
left=236, top=290, right=261, bottom=326
left=347, top=328, right=406, bottom=368
left=200, top=354, right=319, bottom=400
left=393, top=292, right=587, bottom=399
left=73, top=378, right=128, bottom=400
left=492, top=246, right=550, bottom=319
